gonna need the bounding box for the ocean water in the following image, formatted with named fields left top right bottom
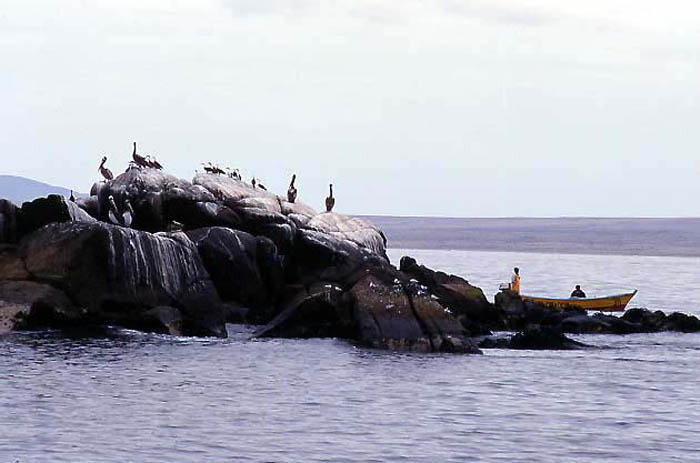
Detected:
left=3, top=230, right=700, bottom=461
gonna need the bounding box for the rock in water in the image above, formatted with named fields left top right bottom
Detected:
left=348, top=274, right=480, bottom=353
left=509, top=327, right=591, bottom=350
left=19, top=222, right=226, bottom=337
left=399, top=256, right=501, bottom=334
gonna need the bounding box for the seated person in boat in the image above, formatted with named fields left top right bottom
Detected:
left=570, top=285, right=586, bottom=298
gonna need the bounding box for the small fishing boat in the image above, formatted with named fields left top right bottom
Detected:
left=520, top=290, right=638, bottom=312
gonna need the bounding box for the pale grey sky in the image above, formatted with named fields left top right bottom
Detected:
left=2, top=0, right=699, bottom=216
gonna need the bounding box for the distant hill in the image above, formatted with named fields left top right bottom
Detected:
left=0, top=175, right=80, bottom=205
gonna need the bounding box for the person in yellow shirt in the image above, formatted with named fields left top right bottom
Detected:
left=511, top=267, right=521, bottom=294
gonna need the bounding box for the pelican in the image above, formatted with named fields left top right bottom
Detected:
left=98, top=156, right=114, bottom=181
left=69, top=190, right=75, bottom=202
left=251, top=177, right=256, bottom=189
left=122, top=199, right=135, bottom=228
left=146, top=155, right=163, bottom=170
left=107, top=195, right=121, bottom=225
left=325, top=184, right=335, bottom=212
left=132, top=142, right=149, bottom=168
left=252, top=177, right=267, bottom=190
left=287, top=174, right=298, bottom=203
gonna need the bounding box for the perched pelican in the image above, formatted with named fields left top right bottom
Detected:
left=226, top=168, right=242, bottom=180
left=122, top=199, right=135, bottom=228
left=107, top=195, right=121, bottom=225
left=98, top=156, right=114, bottom=181
left=251, top=177, right=256, bottom=189
left=146, top=155, right=163, bottom=170
left=69, top=190, right=75, bottom=202
left=287, top=174, right=298, bottom=203
left=132, top=142, right=149, bottom=168
left=325, top=184, right=335, bottom=212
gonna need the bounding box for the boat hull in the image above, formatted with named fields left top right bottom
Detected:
left=520, top=290, right=637, bottom=312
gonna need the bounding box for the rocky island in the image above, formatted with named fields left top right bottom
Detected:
left=2, top=166, right=700, bottom=353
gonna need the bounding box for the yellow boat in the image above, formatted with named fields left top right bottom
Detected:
left=520, top=290, right=638, bottom=312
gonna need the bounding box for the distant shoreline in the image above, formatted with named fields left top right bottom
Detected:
left=363, top=216, right=700, bottom=258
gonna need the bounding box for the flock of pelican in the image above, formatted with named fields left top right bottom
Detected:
left=97, top=143, right=337, bottom=224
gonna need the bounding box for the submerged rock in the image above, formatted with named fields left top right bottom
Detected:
left=509, top=327, right=591, bottom=350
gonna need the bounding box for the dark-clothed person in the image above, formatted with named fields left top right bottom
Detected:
left=571, top=285, right=586, bottom=298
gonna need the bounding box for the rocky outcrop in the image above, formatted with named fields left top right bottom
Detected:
left=19, top=195, right=95, bottom=237
left=400, top=256, right=501, bottom=334
left=15, top=221, right=226, bottom=337
left=0, top=280, right=79, bottom=333
left=257, top=272, right=481, bottom=353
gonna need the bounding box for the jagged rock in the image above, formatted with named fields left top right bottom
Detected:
left=305, top=212, right=387, bottom=258
left=19, top=222, right=226, bottom=337
left=291, top=229, right=388, bottom=285
left=0, top=280, right=80, bottom=332
left=509, top=327, right=590, bottom=350
left=255, top=282, right=351, bottom=338
left=348, top=273, right=480, bottom=353
left=186, top=227, right=284, bottom=323
left=0, top=199, right=20, bottom=244
left=399, top=256, right=500, bottom=334
left=19, top=194, right=95, bottom=237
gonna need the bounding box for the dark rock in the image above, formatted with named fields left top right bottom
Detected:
left=0, top=199, right=20, bottom=244
left=19, top=222, right=226, bottom=337
left=255, top=282, right=352, bottom=338
left=558, top=314, right=611, bottom=334
left=509, top=327, right=590, bottom=350
left=662, top=312, right=700, bottom=332
left=19, top=194, right=95, bottom=237
left=164, top=199, right=241, bottom=231
left=292, top=229, right=388, bottom=285
left=0, top=246, right=29, bottom=280
left=400, top=256, right=501, bottom=333
left=348, top=274, right=480, bottom=353
left=140, top=306, right=184, bottom=336
left=0, top=280, right=80, bottom=332
left=477, top=336, right=511, bottom=349
left=186, top=227, right=283, bottom=323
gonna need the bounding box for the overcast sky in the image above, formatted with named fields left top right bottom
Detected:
left=2, top=1, right=699, bottom=217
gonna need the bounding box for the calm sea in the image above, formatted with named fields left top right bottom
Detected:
left=2, top=218, right=700, bottom=462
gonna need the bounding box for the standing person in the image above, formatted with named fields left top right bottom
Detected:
left=511, top=267, right=521, bottom=294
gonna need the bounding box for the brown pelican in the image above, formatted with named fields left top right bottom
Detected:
left=69, top=190, right=75, bottom=202
left=226, top=168, right=242, bottom=180
left=146, top=155, right=163, bottom=170
left=287, top=174, right=297, bottom=203
left=122, top=199, right=135, bottom=228
left=108, top=196, right=135, bottom=228
left=107, top=195, right=121, bottom=225
left=251, top=177, right=256, bottom=189
left=325, top=184, right=335, bottom=212
left=202, top=163, right=216, bottom=174
left=132, top=142, right=149, bottom=168
left=98, top=156, right=114, bottom=181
